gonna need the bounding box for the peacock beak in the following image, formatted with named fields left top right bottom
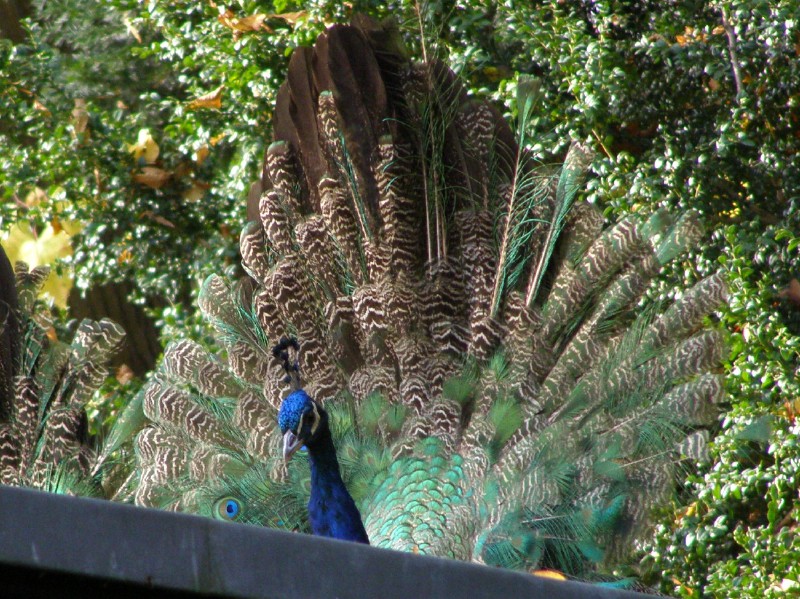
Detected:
left=283, top=430, right=304, bottom=462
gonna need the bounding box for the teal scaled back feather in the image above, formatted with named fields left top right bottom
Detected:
left=99, top=15, right=728, bottom=580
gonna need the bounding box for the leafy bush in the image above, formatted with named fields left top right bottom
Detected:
left=1, top=0, right=394, bottom=336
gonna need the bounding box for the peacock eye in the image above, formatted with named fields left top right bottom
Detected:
left=214, top=497, right=241, bottom=521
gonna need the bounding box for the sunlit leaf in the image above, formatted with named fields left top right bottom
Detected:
left=194, top=144, right=210, bottom=165
left=24, top=187, right=48, bottom=208
left=127, top=129, right=160, bottom=164
left=118, top=248, right=133, bottom=264
left=71, top=99, right=89, bottom=133
left=123, top=16, right=142, bottom=43
left=218, top=10, right=271, bottom=34
left=269, top=11, right=307, bottom=25
left=0, top=222, right=75, bottom=308
left=33, top=98, right=51, bottom=116
left=183, top=181, right=208, bottom=202
left=187, top=85, right=224, bottom=110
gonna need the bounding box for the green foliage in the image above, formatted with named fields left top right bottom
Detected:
left=646, top=416, right=800, bottom=597
left=0, top=0, right=399, bottom=339
left=643, top=221, right=800, bottom=597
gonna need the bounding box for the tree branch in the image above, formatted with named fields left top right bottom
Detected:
left=720, top=6, right=744, bottom=102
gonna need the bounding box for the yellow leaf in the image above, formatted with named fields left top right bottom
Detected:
left=183, top=181, right=208, bottom=202
left=33, top=98, right=51, bottom=117
left=127, top=129, right=160, bottom=164
left=233, top=13, right=267, bottom=32
left=132, top=166, right=171, bottom=189
left=0, top=222, right=74, bottom=309
left=2, top=222, right=72, bottom=267
left=118, top=248, right=133, bottom=264
left=123, top=16, right=142, bottom=43
left=267, top=11, right=307, bottom=25
left=24, top=187, right=48, bottom=208
left=59, top=218, right=84, bottom=237
left=217, top=9, right=235, bottom=28
left=712, top=25, right=725, bottom=35
left=188, top=85, right=224, bottom=110
left=675, top=34, right=688, bottom=46
left=218, top=10, right=272, bottom=34
left=210, top=132, right=226, bottom=146
left=71, top=99, right=89, bottom=134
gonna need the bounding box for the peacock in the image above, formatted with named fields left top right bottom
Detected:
left=0, top=244, right=125, bottom=494
left=100, top=16, right=727, bottom=578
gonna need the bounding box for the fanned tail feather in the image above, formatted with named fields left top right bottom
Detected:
left=0, top=246, right=124, bottom=490
left=101, top=16, right=728, bottom=579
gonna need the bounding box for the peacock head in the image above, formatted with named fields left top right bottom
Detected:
left=278, top=389, right=327, bottom=462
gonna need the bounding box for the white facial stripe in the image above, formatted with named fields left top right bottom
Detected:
left=310, top=402, right=320, bottom=436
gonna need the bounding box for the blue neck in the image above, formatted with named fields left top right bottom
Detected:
left=306, top=428, right=369, bottom=544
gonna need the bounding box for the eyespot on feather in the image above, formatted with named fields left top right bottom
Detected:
left=215, top=497, right=242, bottom=521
